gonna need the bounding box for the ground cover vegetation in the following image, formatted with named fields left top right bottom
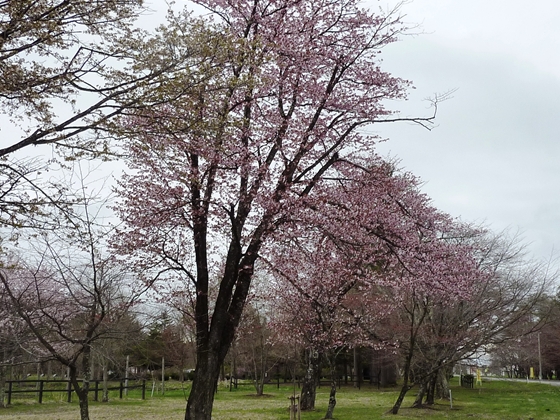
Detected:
left=1, top=1, right=559, bottom=420
left=3, top=378, right=560, bottom=419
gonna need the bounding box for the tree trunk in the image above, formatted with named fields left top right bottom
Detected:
left=0, top=362, right=6, bottom=408
left=78, top=392, right=90, bottom=420
left=391, top=339, right=414, bottom=414
left=184, top=198, right=262, bottom=418
left=324, top=355, right=338, bottom=419
left=412, top=381, right=426, bottom=408
left=391, top=345, right=414, bottom=415
left=62, top=344, right=92, bottom=420
left=391, top=302, right=429, bottom=415
left=436, top=366, right=451, bottom=400
left=393, top=383, right=413, bottom=415
left=185, top=353, right=221, bottom=420
left=252, top=347, right=264, bottom=397
left=353, top=347, right=360, bottom=388
left=344, top=355, right=348, bottom=385
left=69, top=364, right=90, bottom=420
left=102, top=362, right=109, bottom=402
left=425, top=374, right=437, bottom=406
left=252, top=333, right=266, bottom=396
left=300, top=349, right=320, bottom=411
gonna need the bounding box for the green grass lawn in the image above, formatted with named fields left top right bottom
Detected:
left=1, top=377, right=560, bottom=419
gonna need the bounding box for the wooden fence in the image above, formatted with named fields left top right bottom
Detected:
left=5, top=379, right=146, bottom=404
left=460, top=374, right=474, bottom=389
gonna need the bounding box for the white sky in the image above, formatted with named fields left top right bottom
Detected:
left=89, top=0, right=560, bottom=262
left=369, top=0, right=560, bottom=261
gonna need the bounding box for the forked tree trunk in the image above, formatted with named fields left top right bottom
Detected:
left=425, top=372, right=438, bottom=405
left=184, top=268, right=253, bottom=420
left=412, top=381, right=427, bottom=408
left=183, top=158, right=266, bottom=419
left=300, top=349, right=320, bottom=411
left=392, top=303, right=429, bottom=415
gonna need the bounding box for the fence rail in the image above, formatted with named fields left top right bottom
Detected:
left=460, top=374, right=474, bottom=389
left=5, top=379, right=146, bottom=404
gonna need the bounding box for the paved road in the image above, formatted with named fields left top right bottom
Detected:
left=483, top=377, right=560, bottom=387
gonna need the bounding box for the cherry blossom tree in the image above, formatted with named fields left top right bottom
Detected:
left=388, top=229, right=556, bottom=413
left=266, top=159, right=481, bottom=418
left=112, top=1, right=440, bottom=418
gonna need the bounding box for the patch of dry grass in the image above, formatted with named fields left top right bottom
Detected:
left=0, top=399, right=185, bottom=420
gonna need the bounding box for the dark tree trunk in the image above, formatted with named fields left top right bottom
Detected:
left=300, top=349, right=320, bottom=411
left=69, top=364, right=90, bottom=420
left=391, top=348, right=414, bottom=415
left=353, top=347, right=361, bottom=388
left=425, top=374, right=437, bottom=406
left=78, top=391, right=90, bottom=420
left=252, top=331, right=267, bottom=396
left=344, top=355, right=348, bottom=385
left=185, top=354, right=221, bottom=420
left=183, top=125, right=281, bottom=418
left=324, top=354, right=338, bottom=419
left=392, top=303, right=428, bottom=415
left=184, top=255, right=255, bottom=420
left=76, top=344, right=93, bottom=420
left=0, top=361, right=6, bottom=408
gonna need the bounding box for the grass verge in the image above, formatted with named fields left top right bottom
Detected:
left=1, top=377, right=559, bottom=419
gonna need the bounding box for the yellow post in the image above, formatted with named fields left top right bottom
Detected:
left=530, top=367, right=535, bottom=379
left=476, top=369, right=482, bottom=386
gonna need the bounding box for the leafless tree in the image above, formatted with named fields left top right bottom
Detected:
left=0, top=170, right=146, bottom=420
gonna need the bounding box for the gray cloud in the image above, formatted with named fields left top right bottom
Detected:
left=374, top=31, right=560, bottom=260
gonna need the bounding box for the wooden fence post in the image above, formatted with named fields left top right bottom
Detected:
left=38, top=381, right=44, bottom=404
left=94, top=380, right=99, bottom=402
left=66, top=377, right=72, bottom=403
left=125, top=356, right=129, bottom=397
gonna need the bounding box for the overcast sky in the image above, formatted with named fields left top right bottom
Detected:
left=140, top=0, right=559, bottom=261
left=366, top=0, right=560, bottom=261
